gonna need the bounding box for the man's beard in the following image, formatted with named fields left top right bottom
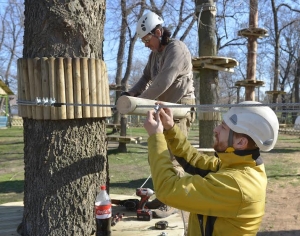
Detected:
left=213, top=136, right=227, bottom=152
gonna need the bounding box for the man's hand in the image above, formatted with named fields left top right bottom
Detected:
left=157, top=103, right=174, bottom=130
left=144, top=110, right=163, bottom=136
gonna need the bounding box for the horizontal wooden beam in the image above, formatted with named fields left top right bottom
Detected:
left=106, top=135, right=142, bottom=144
left=116, top=96, right=190, bottom=118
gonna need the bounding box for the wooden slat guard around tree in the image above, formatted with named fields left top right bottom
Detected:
left=17, top=57, right=112, bottom=120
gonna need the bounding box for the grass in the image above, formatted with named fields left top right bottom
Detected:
left=0, top=126, right=300, bottom=204
left=0, top=127, right=24, bottom=204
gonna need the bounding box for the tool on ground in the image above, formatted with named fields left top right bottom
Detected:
left=111, top=212, right=125, bottom=226
left=155, top=220, right=169, bottom=230
left=111, top=198, right=139, bottom=211
left=136, top=188, right=154, bottom=221
left=159, top=232, right=168, bottom=236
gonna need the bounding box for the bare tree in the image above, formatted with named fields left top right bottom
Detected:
left=116, top=1, right=146, bottom=152
left=270, top=0, right=300, bottom=103
left=194, top=0, right=219, bottom=147
left=0, top=0, right=23, bottom=91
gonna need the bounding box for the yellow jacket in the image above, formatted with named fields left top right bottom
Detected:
left=148, top=124, right=267, bottom=236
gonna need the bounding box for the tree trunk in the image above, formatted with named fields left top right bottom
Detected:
left=21, top=1, right=107, bottom=235
left=292, top=57, right=300, bottom=123
left=195, top=0, right=219, bottom=148
left=116, top=0, right=128, bottom=152
left=245, top=0, right=258, bottom=101
left=117, top=1, right=146, bottom=152
left=271, top=0, right=280, bottom=103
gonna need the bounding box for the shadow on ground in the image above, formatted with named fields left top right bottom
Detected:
left=258, top=230, right=300, bottom=236
left=0, top=180, right=24, bottom=193
left=109, top=178, right=154, bottom=190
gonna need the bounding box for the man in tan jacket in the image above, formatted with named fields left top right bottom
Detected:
left=124, top=11, right=195, bottom=218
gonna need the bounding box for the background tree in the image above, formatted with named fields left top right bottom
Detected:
left=194, top=0, right=219, bottom=148
left=0, top=0, right=23, bottom=90
left=0, top=0, right=23, bottom=122
left=20, top=1, right=108, bottom=235
left=269, top=0, right=300, bottom=103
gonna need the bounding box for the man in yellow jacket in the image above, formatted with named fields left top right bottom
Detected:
left=144, top=101, right=279, bottom=236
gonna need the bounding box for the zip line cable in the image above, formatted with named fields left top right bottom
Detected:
left=17, top=98, right=300, bottom=113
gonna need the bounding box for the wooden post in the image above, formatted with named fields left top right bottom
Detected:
left=41, top=57, right=50, bottom=119
left=73, top=58, right=82, bottom=119
left=96, top=59, right=102, bottom=117
left=27, top=58, right=36, bottom=119
left=89, top=58, right=97, bottom=117
left=101, top=61, right=111, bottom=117
left=33, top=57, right=43, bottom=120
left=48, top=57, right=58, bottom=120
left=81, top=58, right=90, bottom=118
left=116, top=96, right=190, bottom=118
left=22, top=59, right=32, bottom=118
left=17, top=59, right=24, bottom=117
left=245, top=0, right=258, bottom=101
left=57, top=57, right=67, bottom=119
left=64, top=57, right=74, bottom=119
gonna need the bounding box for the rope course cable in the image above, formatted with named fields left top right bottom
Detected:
left=17, top=97, right=300, bottom=113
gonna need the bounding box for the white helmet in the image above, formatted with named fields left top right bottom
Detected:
left=136, top=11, right=164, bottom=38
left=223, top=101, right=279, bottom=152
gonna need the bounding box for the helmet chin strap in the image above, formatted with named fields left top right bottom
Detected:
left=225, top=129, right=235, bottom=152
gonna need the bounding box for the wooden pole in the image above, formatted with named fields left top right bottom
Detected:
left=41, top=57, right=50, bottom=119
left=81, top=58, right=90, bottom=118
left=22, top=59, right=32, bottom=118
left=116, top=96, right=190, bottom=118
left=64, top=57, right=74, bottom=119
left=245, top=0, right=258, bottom=101
left=17, top=59, right=24, bottom=117
left=48, top=57, right=58, bottom=120
left=27, top=58, right=36, bottom=119
left=101, top=61, right=111, bottom=117
left=33, top=57, right=43, bottom=120
left=88, top=58, right=97, bottom=117
left=95, top=59, right=102, bottom=117
left=73, top=58, right=82, bottom=119
left=57, top=57, right=67, bottom=119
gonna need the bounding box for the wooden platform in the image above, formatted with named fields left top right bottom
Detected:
left=235, top=80, right=265, bottom=88
left=0, top=194, right=185, bottom=236
left=106, top=135, right=143, bottom=144
left=192, top=56, right=239, bottom=73
left=238, top=27, right=268, bottom=38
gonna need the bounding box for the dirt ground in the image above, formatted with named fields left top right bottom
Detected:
left=257, top=133, right=300, bottom=235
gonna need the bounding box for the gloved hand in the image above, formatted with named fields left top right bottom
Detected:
left=120, top=91, right=130, bottom=96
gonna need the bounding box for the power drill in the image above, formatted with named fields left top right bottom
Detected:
left=136, top=188, right=154, bottom=221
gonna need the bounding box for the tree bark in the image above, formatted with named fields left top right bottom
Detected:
left=195, top=0, right=219, bottom=148
left=21, top=1, right=107, bottom=235
left=245, top=0, right=258, bottom=101
left=271, top=0, right=280, bottom=103
left=292, top=57, right=300, bottom=123
left=115, top=0, right=128, bottom=152
left=117, top=1, right=146, bottom=152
